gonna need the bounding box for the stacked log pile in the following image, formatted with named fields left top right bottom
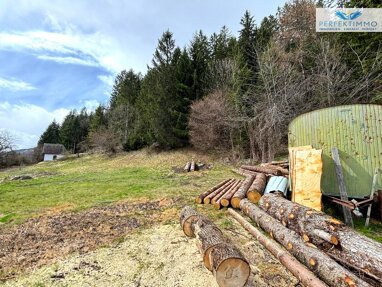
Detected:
left=180, top=206, right=250, bottom=287
left=196, top=162, right=288, bottom=209
left=238, top=198, right=373, bottom=286
left=259, top=193, right=382, bottom=285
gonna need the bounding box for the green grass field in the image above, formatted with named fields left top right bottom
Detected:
left=0, top=149, right=235, bottom=225
left=1, top=149, right=381, bottom=243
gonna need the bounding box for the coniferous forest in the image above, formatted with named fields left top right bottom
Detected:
left=38, top=0, right=382, bottom=162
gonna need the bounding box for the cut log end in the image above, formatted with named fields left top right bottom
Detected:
left=183, top=215, right=198, bottom=237
left=221, top=198, right=230, bottom=207
left=204, top=198, right=211, bottom=204
left=195, top=197, right=202, bottom=204
left=247, top=191, right=262, bottom=203
left=214, top=258, right=250, bottom=287
left=180, top=206, right=199, bottom=238
left=231, top=198, right=241, bottom=209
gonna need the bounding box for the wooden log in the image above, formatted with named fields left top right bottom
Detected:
left=231, top=175, right=256, bottom=209
left=194, top=216, right=227, bottom=271
left=180, top=206, right=199, bottom=237
left=211, top=180, right=237, bottom=205
left=231, top=168, right=255, bottom=177
left=184, top=162, right=191, bottom=172
left=247, top=173, right=267, bottom=203
left=260, top=193, right=382, bottom=283
left=220, top=180, right=244, bottom=207
left=366, top=168, right=379, bottom=227
left=210, top=243, right=250, bottom=287
left=228, top=208, right=328, bottom=287
left=180, top=207, right=250, bottom=287
left=240, top=199, right=371, bottom=287
left=190, top=160, right=196, bottom=172
left=204, top=179, right=235, bottom=204
left=215, top=180, right=242, bottom=209
left=195, top=179, right=231, bottom=204
left=241, top=165, right=288, bottom=176
left=331, top=147, right=353, bottom=227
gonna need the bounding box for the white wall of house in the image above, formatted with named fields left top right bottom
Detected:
left=44, top=154, right=54, bottom=161
left=43, top=154, right=65, bottom=161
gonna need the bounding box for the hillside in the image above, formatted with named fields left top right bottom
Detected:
left=0, top=150, right=300, bottom=286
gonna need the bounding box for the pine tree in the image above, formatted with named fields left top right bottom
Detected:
left=38, top=120, right=61, bottom=145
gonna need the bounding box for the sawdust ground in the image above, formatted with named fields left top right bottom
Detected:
left=1, top=214, right=299, bottom=287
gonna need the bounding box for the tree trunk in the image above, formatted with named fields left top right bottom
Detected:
left=247, top=173, right=267, bottom=203
left=194, top=217, right=227, bottom=271
left=231, top=175, right=256, bottom=209
left=228, top=208, right=328, bottom=287
left=215, top=180, right=242, bottom=209
left=241, top=165, right=288, bottom=176
left=210, top=243, right=250, bottom=287
left=210, top=180, right=237, bottom=205
left=184, top=162, right=191, bottom=172
left=190, top=160, right=196, bottom=172
left=180, top=206, right=199, bottom=237
left=195, top=179, right=231, bottom=204
left=220, top=180, right=243, bottom=207
left=259, top=193, right=382, bottom=284
left=204, top=179, right=235, bottom=204
left=240, top=199, right=371, bottom=287
left=180, top=207, right=250, bottom=287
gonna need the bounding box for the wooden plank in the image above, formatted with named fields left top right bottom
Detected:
left=366, top=168, right=379, bottom=227
left=331, top=147, right=353, bottom=227
left=293, top=149, right=323, bottom=211
left=288, top=145, right=312, bottom=201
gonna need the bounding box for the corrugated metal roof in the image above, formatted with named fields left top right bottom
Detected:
left=288, top=104, right=382, bottom=198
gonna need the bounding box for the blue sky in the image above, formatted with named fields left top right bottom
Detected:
left=0, top=0, right=287, bottom=149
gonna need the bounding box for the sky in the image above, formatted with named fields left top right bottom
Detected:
left=0, top=0, right=287, bottom=149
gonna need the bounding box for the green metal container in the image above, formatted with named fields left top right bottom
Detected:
left=288, top=104, right=382, bottom=198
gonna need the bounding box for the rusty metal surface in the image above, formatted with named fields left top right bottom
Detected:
left=288, top=104, right=382, bottom=198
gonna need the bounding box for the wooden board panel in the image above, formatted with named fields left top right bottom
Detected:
left=293, top=149, right=323, bottom=211
left=288, top=145, right=312, bottom=201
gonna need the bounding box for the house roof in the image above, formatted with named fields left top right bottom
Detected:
left=42, top=143, right=66, bottom=155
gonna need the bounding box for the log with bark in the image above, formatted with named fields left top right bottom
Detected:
left=180, top=207, right=250, bottom=287
left=241, top=165, right=289, bottom=176
left=231, top=175, right=256, bottom=209
left=180, top=206, right=199, bottom=237
left=184, top=162, right=191, bottom=172
left=259, top=193, right=382, bottom=284
left=211, top=180, right=239, bottom=206
left=220, top=180, right=244, bottom=208
left=214, top=180, right=242, bottom=209
left=228, top=208, right=328, bottom=287
left=203, top=179, right=235, bottom=204
left=195, top=179, right=231, bottom=204
left=246, top=173, right=267, bottom=203
left=190, top=160, right=196, bottom=172
left=240, top=199, right=371, bottom=287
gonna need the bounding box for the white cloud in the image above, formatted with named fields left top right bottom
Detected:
left=0, top=28, right=127, bottom=74
left=0, top=101, right=69, bottom=149
left=37, top=55, right=99, bottom=67
left=0, top=77, right=36, bottom=91
left=97, top=75, right=114, bottom=87
left=81, top=99, right=100, bottom=111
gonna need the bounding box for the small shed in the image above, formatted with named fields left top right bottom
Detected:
left=41, top=143, right=66, bottom=161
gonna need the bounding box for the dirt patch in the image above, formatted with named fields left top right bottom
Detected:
left=1, top=218, right=299, bottom=287
left=0, top=199, right=174, bottom=281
